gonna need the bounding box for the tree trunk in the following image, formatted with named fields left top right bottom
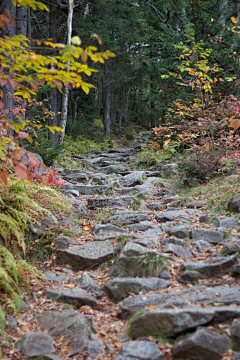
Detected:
left=16, top=5, right=27, bottom=36
left=219, top=0, right=228, bottom=25
left=0, top=1, right=16, bottom=135
left=237, top=1, right=240, bottom=22
left=58, top=0, right=74, bottom=144
left=102, top=63, right=111, bottom=138
left=48, top=1, right=59, bottom=146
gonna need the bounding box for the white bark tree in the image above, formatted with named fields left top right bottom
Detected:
left=58, top=0, right=74, bottom=144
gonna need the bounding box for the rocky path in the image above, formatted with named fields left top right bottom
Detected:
left=4, top=132, right=240, bottom=360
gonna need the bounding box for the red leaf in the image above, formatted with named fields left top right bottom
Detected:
left=9, top=79, right=20, bottom=90
left=15, top=163, right=27, bottom=179
left=54, top=80, right=63, bottom=89
left=39, top=79, right=45, bottom=86
left=0, top=77, right=8, bottom=87
left=0, top=171, right=9, bottom=185
left=14, top=151, right=22, bottom=161
left=18, top=131, right=29, bottom=139
left=27, top=153, right=40, bottom=168
left=18, top=268, right=28, bottom=279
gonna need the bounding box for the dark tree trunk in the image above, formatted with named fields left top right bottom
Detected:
left=102, top=63, right=111, bottom=138
left=1, top=1, right=16, bottom=134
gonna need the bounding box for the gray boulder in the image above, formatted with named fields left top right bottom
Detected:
left=130, top=306, right=240, bottom=339
left=227, top=194, right=240, bottom=212
left=119, top=171, right=145, bottom=187
left=147, top=202, right=162, bottom=211
left=35, top=309, right=93, bottom=356
left=56, top=240, right=121, bottom=271
left=74, top=274, right=103, bottom=298
left=112, top=341, right=163, bottom=360
left=156, top=210, right=191, bottom=223
left=104, top=277, right=170, bottom=302
left=218, top=217, right=239, bottom=230
left=161, top=238, right=187, bottom=246
left=45, top=288, right=97, bottom=308
left=5, top=314, right=18, bottom=330
left=15, top=332, right=55, bottom=357
left=101, top=164, right=128, bottom=174
left=109, top=242, right=169, bottom=278
left=172, top=328, right=231, bottom=360
left=88, top=341, right=103, bottom=357
left=118, top=284, right=240, bottom=319
left=191, top=228, right=223, bottom=244
left=126, top=221, right=155, bottom=232
left=55, top=236, right=75, bottom=250
left=88, top=196, right=134, bottom=208
left=22, top=151, right=46, bottom=174
left=179, top=255, right=238, bottom=282
left=161, top=222, right=190, bottom=239
left=67, top=184, right=112, bottom=195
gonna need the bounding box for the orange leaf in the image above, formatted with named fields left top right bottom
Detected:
left=54, top=80, right=63, bottom=89
left=18, top=268, right=28, bottom=279
left=0, top=77, right=8, bottom=87
left=0, top=100, right=4, bottom=110
left=81, top=53, right=88, bottom=63
left=15, top=163, right=27, bottom=179
left=83, top=223, right=91, bottom=231
left=0, top=171, right=9, bottom=185
left=147, top=304, right=155, bottom=311
left=14, top=151, right=22, bottom=161
left=30, top=81, right=38, bottom=91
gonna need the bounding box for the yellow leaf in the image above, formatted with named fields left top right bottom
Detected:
left=147, top=304, right=155, bottom=311
left=72, top=36, right=82, bottom=46
left=64, top=284, right=75, bottom=289
left=82, top=84, right=90, bottom=94
left=231, top=17, right=237, bottom=24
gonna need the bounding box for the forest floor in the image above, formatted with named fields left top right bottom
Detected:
left=2, top=133, right=240, bottom=360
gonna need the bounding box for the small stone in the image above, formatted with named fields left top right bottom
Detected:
left=162, top=223, right=190, bottom=239
left=230, top=320, right=240, bottom=342
left=185, top=201, right=206, bottom=208
left=15, top=332, right=55, bottom=357
left=92, top=224, right=127, bottom=236
left=88, top=341, right=103, bottom=357
left=55, top=236, right=75, bottom=250
left=104, top=212, right=150, bottom=226
left=74, top=274, right=103, bottom=298
left=5, top=314, right=18, bottom=330
left=20, top=300, right=29, bottom=312
left=172, top=328, right=231, bottom=360
left=147, top=202, right=162, bottom=211
left=161, top=238, right=187, bottom=246
left=192, top=240, right=210, bottom=253
left=45, top=288, right=97, bottom=308
left=112, top=340, right=163, bottom=360
left=88, top=196, right=134, bottom=208
left=218, top=217, right=239, bottom=229
left=43, top=272, right=70, bottom=282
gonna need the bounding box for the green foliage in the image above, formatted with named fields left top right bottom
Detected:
left=62, top=229, right=75, bottom=238
left=93, top=118, right=104, bottom=131
left=132, top=198, right=142, bottom=210
left=137, top=253, right=167, bottom=277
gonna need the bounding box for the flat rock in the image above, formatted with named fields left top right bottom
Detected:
left=43, top=272, right=70, bottom=283
left=68, top=184, right=111, bottom=195
left=88, top=196, right=134, bottom=208
left=15, top=332, right=55, bottom=357
left=165, top=243, right=193, bottom=258
left=156, top=210, right=191, bottom=223
left=74, top=274, right=103, bottom=298
left=55, top=236, right=75, bottom=250
left=191, top=228, right=223, bottom=244
left=222, top=239, right=240, bottom=254
left=161, top=222, right=190, bottom=238
left=218, top=217, right=239, bottom=229
left=161, top=238, right=187, bottom=246
left=130, top=306, right=240, bottom=338
left=179, top=255, right=238, bottom=282
left=104, top=212, right=150, bottom=226
left=141, top=227, right=162, bottom=240
left=109, top=148, right=134, bottom=154
left=227, top=193, right=240, bottom=212
left=109, top=242, right=169, bottom=278
left=118, top=285, right=240, bottom=319
left=185, top=200, right=206, bottom=208
left=172, top=328, right=231, bottom=360
left=104, top=277, right=170, bottom=302
left=37, top=355, right=63, bottom=360
left=192, top=240, right=210, bottom=253
left=45, top=288, right=97, bottom=308
left=101, top=164, right=128, bottom=174
left=92, top=224, right=127, bottom=236
left=112, top=340, right=163, bottom=360
left=126, top=221, right=155, bottom=232
left=56, top=240, right=121, bottom=271
left=147, top=202, right=162, bottom=211
left=35, top=309, right=93, bottom=356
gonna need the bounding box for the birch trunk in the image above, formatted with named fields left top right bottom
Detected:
left=58, top=0, right=74, bottom=144
left=102, top=63, right=111, bottom=138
